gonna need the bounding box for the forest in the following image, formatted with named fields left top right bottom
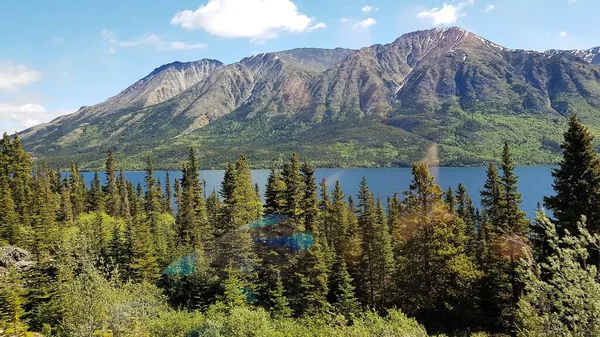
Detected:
left=1, top=114, right=600, bottom=337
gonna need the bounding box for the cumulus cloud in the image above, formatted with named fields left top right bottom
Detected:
left=102, top=29, right=207, bottom=52
left=340, top=17, right=349, bottom=23
left=0, top=62, right=42, bottom=91
left=170, top=0, right=325, bottom=41
left=0, top=103, right=71, bottom=133
left=361, top=5, right=372, bottom=13
left=417, top=0, right=475, bottom=26
left=484, top=4, right=495, bottom=13
left=354, top=17, right=377, bottom=29
left=559, top=31, right=568, bottom=37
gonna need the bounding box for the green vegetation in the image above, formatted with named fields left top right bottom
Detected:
left=3, top=114, right=600, bottom=336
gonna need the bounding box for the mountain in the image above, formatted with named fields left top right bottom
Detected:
left=20, top=27, right=600, bottom=169
left=546, top=46, right=600, bottom=64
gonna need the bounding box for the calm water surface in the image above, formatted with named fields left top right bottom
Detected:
left=81, top=167, right=555, bottom=218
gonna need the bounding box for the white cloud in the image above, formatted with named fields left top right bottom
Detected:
left=568, top=0, right=579, bottom=3
left=102, top=29, right=207, bottom=52
left=170, top=0, right=325, bottom=41
left=307, top=22, right=327, bottom=31
left=340, top=17, right=349, bottom=23
left=559, top=31, right=568, bottom=37
left=484, top=4, right=495, bottom=13
left=354, top=17, right=377, bottom=29
left=417, top=0, right=475, bottom=26
left=0, top=103, right=71, bottom=133
left=0, top=62, right=42, bottom=91
left=361, top=5, right=372, bottom=13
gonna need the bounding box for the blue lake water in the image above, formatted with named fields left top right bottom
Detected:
left=81, top=166, right=555, bottom=218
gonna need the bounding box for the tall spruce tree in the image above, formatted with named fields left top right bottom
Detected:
left=283, top=154, right=303, bottom=221
left=176, top=148, right=208, bottom=249
left=88, top=172, right=104, bottom=213
left=301, top=162, right=319, bottom=236
left=544, top=114, right=600, bottom=236
left=265, top=168, right=286, bottom=215
left=104, top=149, right=121, bottom=217
left=356, top=177, right=394, bottom=309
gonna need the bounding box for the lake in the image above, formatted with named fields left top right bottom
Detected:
left=81, top=166, right=555, bottom=218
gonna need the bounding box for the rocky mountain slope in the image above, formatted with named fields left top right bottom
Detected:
left=20, top=27, right=600, bottom=169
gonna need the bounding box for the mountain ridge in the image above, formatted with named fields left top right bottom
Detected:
left=20, top=27, right=600, bottom=170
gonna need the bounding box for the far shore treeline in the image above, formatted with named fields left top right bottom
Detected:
left=2, top=114, right=600, bottom=336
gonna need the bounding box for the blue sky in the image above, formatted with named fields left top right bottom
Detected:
left=0, top=0, right=598, bottom=134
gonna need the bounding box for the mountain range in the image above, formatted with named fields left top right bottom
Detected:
left=20, top=27, right=600, bottom=169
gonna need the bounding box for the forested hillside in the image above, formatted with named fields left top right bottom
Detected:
left=3, top=115, right=600, bottom=336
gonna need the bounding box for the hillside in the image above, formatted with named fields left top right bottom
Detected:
left=20, top=27, right=600, bottom=170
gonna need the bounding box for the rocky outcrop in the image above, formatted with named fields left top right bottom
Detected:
left=0, top=246, right=34, bottom=274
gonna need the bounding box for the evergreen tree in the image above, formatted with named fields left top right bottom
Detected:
left=0, top=174, right=21, bottom=245
left=129, top=211, right=159, bottom=283
left=544, top=114, right=600, bottom=236
left=498, top=142, right=529, bottom=235
left=517, top=214, right=600, bottom=336
left=265, top=168, right=286, bottom=215
left=0, top=266, right=28, bottom=335
left=69, top=162, right=87, bottom=219
left=328, top=181, right=349, bottom=254
left=164, top=171, right=174, bottom=215
left=222, top=155, right=262, bottom=230
left=206, top=189, right=222, bottom=237
left=88, top=172, right=104, bottom=212
left=328, top=253, right=359, bottom=319
left=7, top=135, right=32, bottom=227
left=104, top=149, right=121, bottom=217
left=481, top=162, right=503, bottom=225
left=118, top=170, right=131, bottom=219
left=300, top=162, right=319, bottom=236
left=395, top=162, right=481, bottom=333
left=287, top=243, right=329, bottom=316
left=356, top=177, right=394, bottom=309
left=444, top=185, right=457, bottom=213
left=176, top=148, right=208, bottom=249
left=282, top=154, right=303, bottom=221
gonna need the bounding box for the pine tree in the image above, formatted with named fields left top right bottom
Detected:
left=0, top=266, right=28, bottom=335
left=118, top=170, right=131, bottom=219
left=69, top=162, right=87, bottom=219
left=222, top=155, right=262, bottom=230
left=328, top=253, right=359, bottom=319
left=544, top=114, right=600, bottom=236
left=301, top=162, right=319, bottom=236
left=30, top=168, right=60, bottom=260
left=129, top=211, right=159, bottom=282
left=104, top=149, right=121, bottom=217
left=219, top=262, right=249, bottom=310
left=206, top=189, right=222, bottom=237
left=176, top=148, right=208, bottom=248
left=283, top=154, right=303, bottom=221
left=356, top=177, right=394, bottom=309
left=498, top=142, right=529, bottom=235
left=481, top=162, right=503, bottom=225
left=0, top=174, right=21, bottom=245
left=444, top=185, right=457, bottom=213
left=287, top=243, right=329, bottom=316
left=328, top=181, right=349, bottom=254
left=89, top=172, right=104, bottom=212
left=7, top=135, right=32, bottom=227
left=144, top=158, right=169, bottom=264
left=265, top=168, right=286, bottom=215
left=164, top=171, right=174, bottom=215
left=395, top=162, right=481, bottom=332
